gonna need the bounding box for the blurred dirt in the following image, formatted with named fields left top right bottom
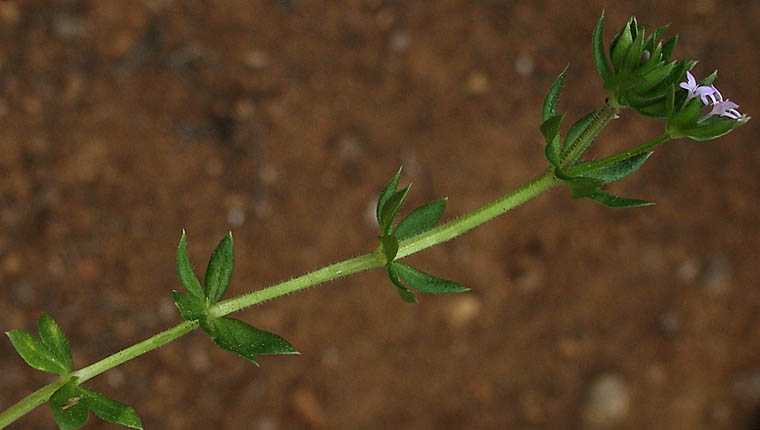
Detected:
left=1, top=1, right=759, bottom=429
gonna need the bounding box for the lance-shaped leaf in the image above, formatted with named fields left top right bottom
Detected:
left=50, top=382, right=88, bottom=430
left=578, top=152, right=652, bottom=184
left=379, top=185, right=411, bottom=236
left=589, top=190, right=654, bottom=208
left=661, top=35, right=678, bottom=62
left=389, top=262, right=469, bottom=295
left=204, top=232, right=234, bottom=304
left=592, top=11, right=612, bottom=82
left=378, top=234, right=399, bottom=265
left=50, top=382, right=143, bottom=430
left=387, top=265, right=418, bottom=303
left=541, top=113, right=565, bottom=167
left=177, top=230, right=204, bottom=300
left=610, top=19, right=634, bottom=71
left=376, top=167, right=402, bottom=224
left=562, top=112, right=597, bottom=158
left=542, top=65, right=568, bottom=122
left=38, top=313, right=73, bottom=373
left=394, top=199, right=447, bottom=241
left=622, top=28, right=645, bottom=73
left=200, top=317, right=298, bottom=366
left=85, top=388, right=143, bottom=429
left=561, top=176, right=605, bottom=200
left=6, top=329, right=70, bottom=376
left=171, top=291, right=206, bottom=321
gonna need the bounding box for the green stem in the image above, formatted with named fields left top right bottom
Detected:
left=209, top=253, right=385, bottom=318
left=71, top=321, right=199, bottom=384
left=396, top=168, right=558, bottom=259
left=0, top=141, right=565, bottom=428
left=0, top=379, right=67, bottom=429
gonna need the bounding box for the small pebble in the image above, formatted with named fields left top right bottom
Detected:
left=243, top=49, right=270, bottom=69
left=515, top=55, right=534, bottom=76
left=465, top=71, right=489, bottom=95
left=658, top=311, right=680, bottom=336
left=389, top=31, right=409, bottom=53
left=292, top=387, right=325, bottom=427
left=677, top=257, right=699, bottom=283
left=582, top=372, right=630, bottom=427
left=227, top=207, right=246, bottom=227
left=701, top=257, right=730, bottom=295
left=321, top=346, right=340, bottom=366
left=445, top=295, right=482, bottom=328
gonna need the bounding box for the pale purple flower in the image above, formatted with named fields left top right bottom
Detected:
left=699, top=86, right=743, bottom=122
left=679, top=71, right=715, bottom=105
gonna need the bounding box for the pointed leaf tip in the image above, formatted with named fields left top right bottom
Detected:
left=177, top=231, right=204, bottom=300
left=394, top=199, right=447, bottom=241
left=200, top=317, right=298, bottom=366
left=38, top=313, right=73, bottom=373
left=376, top=167, right=403, bottom=224
left=204, top=233, right=235, bottom=304
left=542, top=65, right=569, bottom=122
left=391, top=263, right=469, bottom=295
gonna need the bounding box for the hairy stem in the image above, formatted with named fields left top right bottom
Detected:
left=4, top=113, right=611, bottom=428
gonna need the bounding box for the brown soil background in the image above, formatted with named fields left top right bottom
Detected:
left=1, top=1, right=759, bottom=429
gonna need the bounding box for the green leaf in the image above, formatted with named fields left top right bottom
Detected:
left=661, top=35, right=678, bottom=62
left=634, top=98, right=668, bottom=118
left=38, top=313, right=72, bottom=373
left=632, top=61, right=676, bottom=94
left=378, top=234, right=399, bottom=265
left=204, top=232, right=234, bottom=304
left=171, top=291, right=207, bottom=321
left=379, top=185, right=411, bottom=235
left=592, top=11, right=612, bottom=82
left=85, top=388, right=143, bottom=429
left=562, top=177, right=604, bottom=199
left=589, top=190, right=654, bottom=208
left=610, top=20, right=633, bottom=71
left=644, top=24, right=669, bottom=53
left=50, top=382, right=144, bottom=430
left=177, top=230, right=204, bottom=300
left=50, top=383, right=88, bottom=430
left=387, top=265, right=418, bottom=303
left=540, top=114, right=565, bottom=167
left=390, top=262, right=469, bottom=295
left=542, top=65, right=568, bottom=122
left=699, top=69, right=718, bottom=87
left=679, top=116, right=750, bottom=142
left=6, top=329, right=70, bottom=375
left=376, top=167, right=402, bottom=224
left=665, top=83, right=675, bottom=118
left=200, top=317, right=298, bottom=366
left=622, top=28, right=645, bottom=72
left=579, top=152, right=652, bottom=184
left=610, top=18, right=634, bottom=71
left=562, top=112, right=597, bottom=157
left=394, top=199, right=447, bottom=241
